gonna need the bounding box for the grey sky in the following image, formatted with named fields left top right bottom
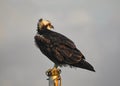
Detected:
left=0, top=0, right=120, bottom=86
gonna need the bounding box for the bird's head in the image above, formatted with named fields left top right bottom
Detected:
left=37, top=19, right=54, bottom=30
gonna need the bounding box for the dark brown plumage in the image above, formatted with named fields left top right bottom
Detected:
left=34, top=19, right=95, bottom=72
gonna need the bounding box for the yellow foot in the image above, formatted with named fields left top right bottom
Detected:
left=46, top=67, right=61, bottom=77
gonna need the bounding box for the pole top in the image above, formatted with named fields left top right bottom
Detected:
left=46, top=67, right=61, bottom=77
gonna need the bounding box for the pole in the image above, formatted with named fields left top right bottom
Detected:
left=46, top=67, right=61, bottom=86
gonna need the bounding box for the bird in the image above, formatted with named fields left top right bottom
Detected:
left=34, top=18, right=95, bottom=72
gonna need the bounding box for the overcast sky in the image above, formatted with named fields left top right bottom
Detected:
left=0, top=0, right=120, bottom=86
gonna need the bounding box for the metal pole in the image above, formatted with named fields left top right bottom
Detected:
left=46, top=67, right=61, bottom=86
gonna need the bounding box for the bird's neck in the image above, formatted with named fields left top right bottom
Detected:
left=37, top=28, right=51, bottom=35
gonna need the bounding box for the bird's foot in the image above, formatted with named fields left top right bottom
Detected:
left=46, top=65, right=61, bottom=77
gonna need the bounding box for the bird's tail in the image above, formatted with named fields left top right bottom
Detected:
left=72, top=59, right=95, bottom=72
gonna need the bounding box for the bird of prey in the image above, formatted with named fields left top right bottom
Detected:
left=34, top=19, right=95, bottom=72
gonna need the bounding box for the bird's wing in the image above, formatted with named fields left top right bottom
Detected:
left=50, top=32, right=85, bottom=64
left=35, top=31, right=85, bottom=65
left=54, top=43, right=85, bottom=64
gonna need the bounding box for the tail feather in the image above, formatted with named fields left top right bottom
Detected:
left=72, top=60, right=95, bottom=72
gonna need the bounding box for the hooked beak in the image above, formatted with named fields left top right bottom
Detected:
left=50, top=24, right=54, bottom=29
left=47, top=24, right=54, bottom=30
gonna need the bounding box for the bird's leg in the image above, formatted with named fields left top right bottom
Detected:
left=54, top=64, right=58, bottom=69
left=46, top=64, right=60, bottom=77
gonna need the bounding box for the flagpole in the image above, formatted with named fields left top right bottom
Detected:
left=46, top=67, right=62, bottom=86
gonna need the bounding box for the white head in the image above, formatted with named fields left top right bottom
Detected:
left=37, top=19, right=54, bottom=30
